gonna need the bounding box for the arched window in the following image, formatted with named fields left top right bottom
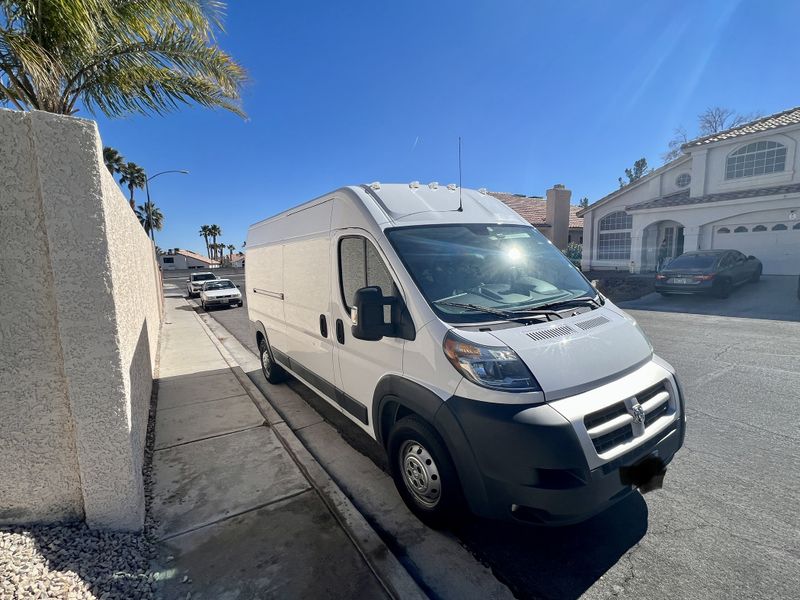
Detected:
left=597, top=211, right=632, bottom=260
left=726, top=140, right=786, bottom=179
left=752, top=225, right=767, bottom=232
left=717, top=227, right=731, bottom=234
left=734, top=226, right=748, bottom=233
left=772, top=223, right=788, bottom=231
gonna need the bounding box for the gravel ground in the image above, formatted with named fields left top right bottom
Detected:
left=0, top=381, right=162, bottom=600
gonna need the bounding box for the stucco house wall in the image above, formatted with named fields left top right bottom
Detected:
left=0, top=109, right=162, bottom=530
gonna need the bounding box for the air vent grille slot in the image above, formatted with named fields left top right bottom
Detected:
left=575, top=316, right=610, bottom=331
left=526, top=325, right=575, bottom=341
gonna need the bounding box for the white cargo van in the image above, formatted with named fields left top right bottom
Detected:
left=246, top=183, right=685, bottom=526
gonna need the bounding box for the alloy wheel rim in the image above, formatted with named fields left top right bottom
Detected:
left=399, top=440, right=441, bottom=508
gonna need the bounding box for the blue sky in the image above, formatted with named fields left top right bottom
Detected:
left=95, top=0, right=800, bottom=253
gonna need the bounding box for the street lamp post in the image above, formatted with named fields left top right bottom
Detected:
left=145, top=169, right=189, bottom=245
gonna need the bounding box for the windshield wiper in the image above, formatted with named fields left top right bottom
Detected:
left=434, top=301, right=556, bottom=323
left=530, top=294, right=603, bottom=312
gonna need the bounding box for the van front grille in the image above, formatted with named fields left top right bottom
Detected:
left=583, top=380, right=674, bottom=456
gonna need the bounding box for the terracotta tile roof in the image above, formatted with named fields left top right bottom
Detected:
left=174, top=249, right=220, bottom=265
left=684, top=106, right=800, bottom=148
left=489, top=192, right=583, bottom=229
left=626, top=182, right=800, bottom=211
left=230, top=253, right=245, bottom=262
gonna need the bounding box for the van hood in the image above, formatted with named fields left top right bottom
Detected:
left=486, top=305, right=653, bottom=400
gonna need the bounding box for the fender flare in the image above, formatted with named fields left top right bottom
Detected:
left=372, top=375, right=491, bottom=516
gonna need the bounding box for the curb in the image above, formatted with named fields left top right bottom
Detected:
left=185, top=298, right=428, bottom=600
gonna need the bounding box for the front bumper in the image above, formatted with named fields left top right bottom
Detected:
left=203, top=296, right=241, bottom=306
left=654, top=279, right=714, bottom=294
left=436, top=360, right=685, bottom=524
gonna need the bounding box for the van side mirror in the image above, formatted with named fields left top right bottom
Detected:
left=351, top=286, right=395, bottom=341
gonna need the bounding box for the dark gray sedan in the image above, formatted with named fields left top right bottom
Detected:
left=655, top=250, right=762, bottom=298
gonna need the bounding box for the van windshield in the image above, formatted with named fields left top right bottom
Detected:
left=386, top=224, right=595, bottom=323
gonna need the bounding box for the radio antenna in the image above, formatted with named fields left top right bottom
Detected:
left=458, top=136, right=463, bottom=212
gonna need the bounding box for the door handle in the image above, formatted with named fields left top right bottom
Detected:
left=336, top=319, right=345, bottom=344
left=319, top=314, right=328, bottom=338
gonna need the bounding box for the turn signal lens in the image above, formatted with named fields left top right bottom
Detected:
left=693, top=274, right=715, bottom=281
left=655, top=274, right=667, bottom=280
left=443, top=331, right=541, bottom=392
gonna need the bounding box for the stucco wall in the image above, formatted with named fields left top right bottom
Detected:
left=0, top=109, right=162, bottom=530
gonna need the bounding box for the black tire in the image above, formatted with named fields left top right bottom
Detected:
left=258, top=336, right=287, bottom=384
left=713, top=277, right=733, bottom=299
left=750, top=265, right=762, bottom=283
left=387, top=415, right=466, bottom=528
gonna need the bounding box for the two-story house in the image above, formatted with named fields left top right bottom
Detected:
left=579, top=106, right=800, bottom=275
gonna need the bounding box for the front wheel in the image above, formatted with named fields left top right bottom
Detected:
left=258, top=336, right=287, bottom=384
left=387, top=415, right=466, bottom=528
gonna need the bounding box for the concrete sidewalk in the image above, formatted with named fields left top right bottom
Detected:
left=149, top=296, right=420, bottom=599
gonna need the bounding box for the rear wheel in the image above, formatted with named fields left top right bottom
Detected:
left=258, top=336, right=287, bottom=384
left=387, top=415, right=466, bottom=528
left=750, top=265, right=762, bottom=283
left=713, top=277, right=733, bottom=298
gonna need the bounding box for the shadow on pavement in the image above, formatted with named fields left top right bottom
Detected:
left=619, top=275, right=800, bottom=322
left=454, top=493, right=648, bottom=599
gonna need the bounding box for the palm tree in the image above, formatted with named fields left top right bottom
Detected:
left=103, top=146, right=124, bottom=176
left=118, top=162, right=146, bottom=209
left=199, top=225, right=211, bottom=258
left=0, top=1, right=246, bottom=118
left=227, top=244, right=236, bottom=263
left=135, top=201, right=164, bottom=241
left=208, top=224, right=221, bottom=260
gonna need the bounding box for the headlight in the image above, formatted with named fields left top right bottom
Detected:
left=443, top=330, right=541, bottom=392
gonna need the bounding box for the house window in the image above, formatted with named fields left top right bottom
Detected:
left=772, top=223, right=788, bottom=231
left=675, top=173, right=691, bottom=188
left=717, top=227, right=730, bottom=234
left=597, top=211, right=632, bottom=260
left=725, top=140, right=786, bottom=179
left=162, top=257, right=174, bottom=263
left=752, top=225, right=767, bottom=232
left=734, top=226, right=748, bottom=233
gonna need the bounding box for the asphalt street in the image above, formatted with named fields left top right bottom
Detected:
left=165, top=270, right=800, bottom=599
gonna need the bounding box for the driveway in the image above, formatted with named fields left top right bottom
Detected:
left=620, top=275, right=800, bottom=321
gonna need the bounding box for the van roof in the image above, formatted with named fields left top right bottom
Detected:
left=355, top=183, right=528, bottom=227
left=247, top=183, right=529, bottom=233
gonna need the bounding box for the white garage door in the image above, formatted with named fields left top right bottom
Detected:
left=712, top=221, right=800, bottom=275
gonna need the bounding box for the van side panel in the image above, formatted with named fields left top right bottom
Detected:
left=246, top=243, right=285, bottom=352
left=281, top=201, right=336, bottom=393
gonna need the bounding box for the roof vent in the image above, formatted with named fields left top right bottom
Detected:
left=409, top=181, right=420, bottom=189
left=447, top=183, right=457, bottom=191
left=369, top=181, right=381, bottom=190
left=428, top=181, right=439, bottom=189
left=478, top=187, right=488, bottom=195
